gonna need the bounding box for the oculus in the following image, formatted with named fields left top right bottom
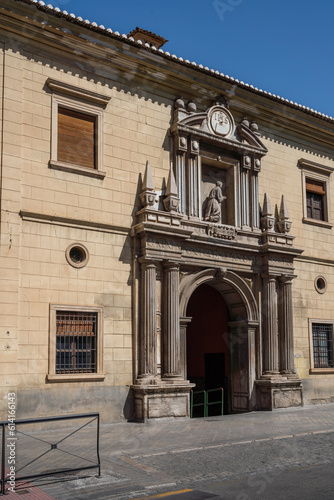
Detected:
left=65, top=243, right=89, bottom=268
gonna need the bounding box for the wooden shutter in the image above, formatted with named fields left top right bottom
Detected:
left=306, top=179, right=325, bottom=195
left=58, top=107, right=96, bottom=169
left=306, top=192, right=324, bottom=220
left=56, top=312, right=96, bottom=337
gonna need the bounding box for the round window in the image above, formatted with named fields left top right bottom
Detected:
left=314, top=276, right=327, bottom=294
left=65, top=244, right=89, bottom=268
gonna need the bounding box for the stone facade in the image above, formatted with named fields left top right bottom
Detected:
left=0, top=0, right=333, bottom=423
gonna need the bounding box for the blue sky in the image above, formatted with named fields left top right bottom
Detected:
left=51, top=0, right=334, bottom=117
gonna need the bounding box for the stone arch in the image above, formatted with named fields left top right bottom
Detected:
left=180, top=268, right=259, bottom=325
left=180, top=268, right=259, bottom=412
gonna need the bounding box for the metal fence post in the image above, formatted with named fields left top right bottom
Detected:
left=97, top=414, right=101, bottom=477
left=1, top=423, right=5, bottom=495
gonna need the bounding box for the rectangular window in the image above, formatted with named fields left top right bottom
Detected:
left=57, top=107, right=96, bottom=170
left=48, top=304, right=104, bottom=382
left=312, top=323, right=334, bottom=369
left=299, top=158, right=333, bottom=228
left=306, top=179, right=325, bottom=220
left=47, top=78, right=110, bottom=179
left=56, top=311, right=97, bottom=373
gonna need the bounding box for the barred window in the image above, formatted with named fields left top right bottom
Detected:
left=312, top=323, right=334, bottom=368
left=56, top=311, right=97, bottom=374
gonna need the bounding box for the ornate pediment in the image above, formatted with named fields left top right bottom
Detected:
left=171, top=99, right=267, bottom=156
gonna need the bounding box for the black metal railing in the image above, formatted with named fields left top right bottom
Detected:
left=0, top=412, right=100, bottom=495
left=190, top=388, right=224, bottom=418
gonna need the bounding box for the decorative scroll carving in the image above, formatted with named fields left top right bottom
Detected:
left=207, top=223, right=236, bottom=240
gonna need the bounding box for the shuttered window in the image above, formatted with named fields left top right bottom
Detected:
left=57, top=107, right=96, bottom=169
left=306, top=179, right=325, bottom=220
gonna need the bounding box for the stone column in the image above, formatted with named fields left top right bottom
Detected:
left=262, top=276, right=280, bottom=376
left=279, top=275, right=297, bottom=376
left=162, top=262, right=182, bottom=380
left=137, top=259, right=157, bottom=381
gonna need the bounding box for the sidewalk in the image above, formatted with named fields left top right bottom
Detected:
left=7, top=403, right=334, bottom=499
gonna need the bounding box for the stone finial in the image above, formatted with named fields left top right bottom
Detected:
left=175, top=97, right=185, bottom=110
left=139, top=161, right=157, bottom=208
left=163, top=167, right=179, bottom=213
left=250, top=121, right=259, bottom=133
left=261, top=193, right=275, bottom=232
left=187, top=101, right=196, bottom=113
left=241, top=117, right=250, bottom=128
left=262, top=193, right=273, bottom=217
left=277, top=195, right=292, bottom=233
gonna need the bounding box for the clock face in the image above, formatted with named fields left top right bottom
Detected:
left=209, top=108, right=233, bottom=137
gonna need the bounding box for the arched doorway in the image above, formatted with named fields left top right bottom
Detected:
left=180, top=269, right=259, bottom=414
left=186, top=284, right=229, bottom=414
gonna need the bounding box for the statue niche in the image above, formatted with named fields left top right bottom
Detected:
left=204, top=181, right=226, bottom=223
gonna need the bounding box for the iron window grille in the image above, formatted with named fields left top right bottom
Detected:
left=56, top=311, right=97, bottom=373
left=312, top=323, right=334, bottom=368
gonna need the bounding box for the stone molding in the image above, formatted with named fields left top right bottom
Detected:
left=46, top=78, right=111, bottom=106
left=20, top=210, right=129, bottom=234
left=179, top=268, right=259, bottom=323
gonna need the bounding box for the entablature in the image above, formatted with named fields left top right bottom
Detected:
left=132, top=209, right=302, bottom=276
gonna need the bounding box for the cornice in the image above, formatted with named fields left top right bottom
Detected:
left=46, top=78, right=111, bottom=106
left=20, top=210, right=129, bottom=234
left=171, top=123, right=268, bottom=157
left=2, top=1, right=334, bottom=147
left=298, top=158, right=334, bottom=175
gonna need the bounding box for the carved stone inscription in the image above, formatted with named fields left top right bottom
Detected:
left=207, top=223, right=236, bottom=240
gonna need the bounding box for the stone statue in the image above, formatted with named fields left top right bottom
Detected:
left=204, top=181, right=226, bottom=223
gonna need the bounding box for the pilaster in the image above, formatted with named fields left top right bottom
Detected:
left=180, top=317, right=192, bottom=380
left=251, top=164, right=260, bottom=230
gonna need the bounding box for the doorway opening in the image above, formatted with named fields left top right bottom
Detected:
left=186, top=283, right=229, bottom=415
